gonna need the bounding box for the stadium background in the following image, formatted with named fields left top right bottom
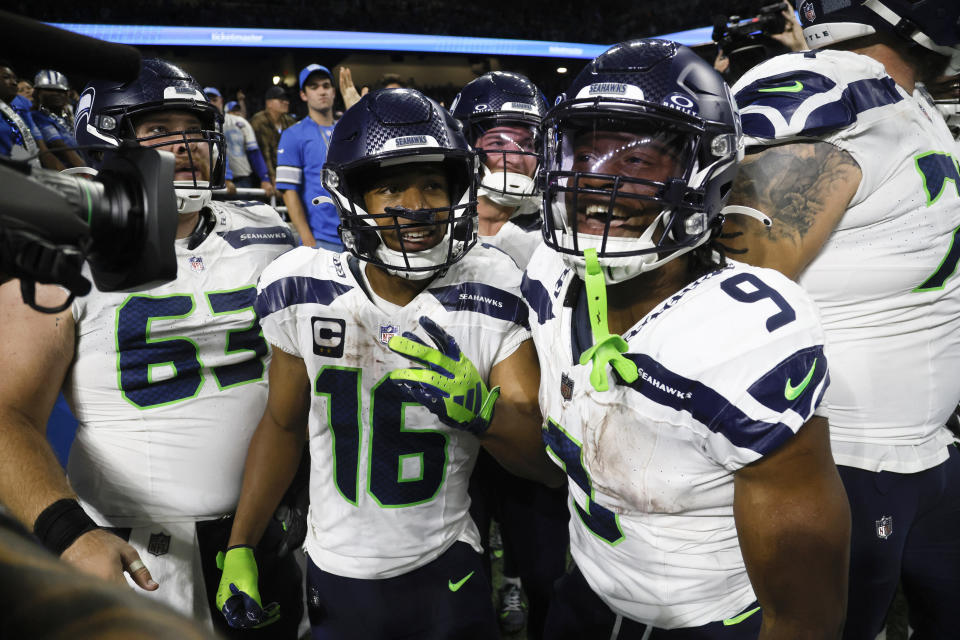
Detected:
left=8, top=2, right=909, bottom=637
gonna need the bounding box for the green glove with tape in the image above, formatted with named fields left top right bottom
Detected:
left=388, top=316, right=499, bottom=436
left=215, top=545, right=280, bottom=629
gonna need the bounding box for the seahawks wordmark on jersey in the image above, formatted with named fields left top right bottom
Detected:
left=523, top=246, right=828, bottom=629
left=255, top=244, right=529, bottom=579
left=734, top=50, right=960, bottom=473
left=65, top=201, right=295, bottom=526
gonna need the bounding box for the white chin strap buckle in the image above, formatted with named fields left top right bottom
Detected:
left=721, top=205, right=772, bottom=227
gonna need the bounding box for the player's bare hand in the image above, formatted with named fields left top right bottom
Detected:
left=260, top=181, right=275, bottom=199
left=339, top=67, right=363, bottom=110
left=61, top=528, right=159, bottom=591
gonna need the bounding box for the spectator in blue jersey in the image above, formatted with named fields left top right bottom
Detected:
left=32, top=69, right=84, bottom=168
left=0, top=62, right=41, bottom=167
left=276, top=64, right=341, bottom=249
left=205, top=87, right=274, bottom=198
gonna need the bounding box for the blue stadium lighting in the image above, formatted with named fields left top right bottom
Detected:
left=49, top=23, right=716, bottom=58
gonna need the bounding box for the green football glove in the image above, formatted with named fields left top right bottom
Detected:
left=215, top=545, right=280, bottom=629
left=388, top=316, right=499, bottom=436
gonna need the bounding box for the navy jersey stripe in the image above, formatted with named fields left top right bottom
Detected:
left=737, top=72, right=901, bottom=139
left=255, top=276, right=353, bottom=318
left=218, top=225, right=296, bottom=249
left=747, top=345, right=827, bottom=417
left=429, top=282, right=529, bottom=328
left=736, top=70, right=839, bottom=123
left=616, top=353, right=799, bottom=456
left=520, top=273, right=556, bottom=325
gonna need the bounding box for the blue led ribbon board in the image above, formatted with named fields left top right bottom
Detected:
left=50, top=23, right=716, bottom=58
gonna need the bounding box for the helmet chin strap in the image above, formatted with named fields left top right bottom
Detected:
left=174, top=181, right=212, bottom=215
left=373, top=229, right=455, bottom=281
left=477, top=165, right=539, bottom=216
left=560, top=209, right=667, bottom=283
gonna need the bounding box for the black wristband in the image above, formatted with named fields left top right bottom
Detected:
left=33, top=498, right=98, bottom=556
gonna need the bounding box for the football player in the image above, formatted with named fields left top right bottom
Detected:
left=451, top=71, right=569, bottom=639
left=215, top=88, right=562, bottom=639
left=451, top=71, right=547, bottom=268
left=524, top=39, right=850, bottom=637
left=0, top=59, right=301, bottom=637
left=724, top=1, right=960, bottom=637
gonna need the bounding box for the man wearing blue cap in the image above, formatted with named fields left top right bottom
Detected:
left=276, top=64, right=341, bottom=249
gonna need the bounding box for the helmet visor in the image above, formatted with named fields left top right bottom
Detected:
left=545, top=117, right=696, bottom=255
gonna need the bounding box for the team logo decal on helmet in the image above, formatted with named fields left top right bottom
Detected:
left=541, top=39, right=743, bottom=283
left=74, top=58, right=225, bottom=215
left=451, top=71, right=548, bottom=215
left=323, top=88, right=479, bottom=280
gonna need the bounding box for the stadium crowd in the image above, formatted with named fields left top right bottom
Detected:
left=2, top=1, right=960, bottom=639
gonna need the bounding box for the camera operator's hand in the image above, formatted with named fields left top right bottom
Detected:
left=61, top=528, right=159, bottom=591
left=714, top=50, right=730, bottom=74
left=772, top=1, right=807, bottom=51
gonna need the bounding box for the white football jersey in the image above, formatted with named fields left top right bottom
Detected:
left=65, top=201, right=295, bottom=526
left=523, top=246, right=828, bottom=629
left=255, top=244, right=530, bottom=579
left=478, top=212, right=543, bottom=269
left=734, top=50, right=960, bottom=473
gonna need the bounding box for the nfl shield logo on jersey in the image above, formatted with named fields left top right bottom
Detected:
left=801, top=1, right=816, bottom=22
left=189, top=256, right=204, bottom=272
left=380, top=324, right=399, bottom=345
left=875, top=515, right=893, bottom=540
left=147, top=531, right=171, bottom=556
left=560, top=372, right=574, bottom=400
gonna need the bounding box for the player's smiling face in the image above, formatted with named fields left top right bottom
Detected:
left=362, top=163, right=451, bottom=252
left=568, top=128, right=685, bottom=238
left=134, top=110, right=211, bottom=184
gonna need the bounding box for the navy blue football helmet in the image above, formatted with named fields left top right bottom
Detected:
left=798, top=0, right=960, bottom=54
left=323, top=88, right=479, bottom=279
left=451, top=72, right=548, bottom=212
left=541, top=39, right=743, bottom=283
left=74, top=58, right=225, bottom=214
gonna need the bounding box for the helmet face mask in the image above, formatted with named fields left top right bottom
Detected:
left=542, top=39, right=743, bottom=283
left=545, top=114, right=701, bottom=274
left=323, top=89, right=479, bottom=279
left=74, top=59, right=226, bottom=215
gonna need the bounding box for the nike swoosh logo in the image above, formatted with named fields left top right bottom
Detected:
left=723, top=605, right=761, bottom=626
left=758, top=80, right=804, bottom=93
left=448, top=571, right=474, bottom=592
left=784, top=358, right=818, bottom=401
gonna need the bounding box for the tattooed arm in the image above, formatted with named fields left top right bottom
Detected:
left=720, top=141, right=862, bottom=279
